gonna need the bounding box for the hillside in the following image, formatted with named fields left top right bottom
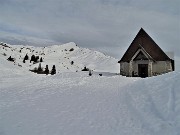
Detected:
left=0, top=43, right=179, bottom=135
left=0, top=42, right=119, bottom=74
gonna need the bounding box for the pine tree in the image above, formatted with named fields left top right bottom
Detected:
left=24, top=54, right=29, bottom=60
left=37, top=63, right=43, bottom=72
left=30, top=55, right=35, bottom=62
left=23, top=54, right=28, bottom=63
left=51, top=65, right=56, bottom=75
left=23, top=58, right=26, bottom=63
left=34, top=56, right=39, bottom=63
left=40, top=57, right=43, bottom=62
left=44, top=65, right=49, bottom=75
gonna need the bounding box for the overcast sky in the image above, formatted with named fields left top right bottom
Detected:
left=0, top=0, right=179, bottom=64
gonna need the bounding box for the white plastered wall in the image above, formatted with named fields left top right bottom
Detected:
left=120, top=60, right=173, bottom=77
left=120, top=62, right=129, bottom=76
left=152, top=61, right=173, bottom=76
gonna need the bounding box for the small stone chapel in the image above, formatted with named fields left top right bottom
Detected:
left=118, top=28, right=174, bottom=77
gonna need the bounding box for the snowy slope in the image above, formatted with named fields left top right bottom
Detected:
left=0, top=42, right=119, bottom=73
left=0, top=51, right=180, bottom=135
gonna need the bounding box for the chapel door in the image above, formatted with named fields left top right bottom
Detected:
left=138, top=64, right=148, bottom=78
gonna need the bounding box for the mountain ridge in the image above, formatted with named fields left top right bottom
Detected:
left=0, top=42, right=119, bottom=74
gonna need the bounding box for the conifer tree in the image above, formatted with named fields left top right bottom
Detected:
left=37, top=63, right=43, bottom=72
left=51, top=65, right=56, bottom=75
left=30, top=55, right=35, bottom=62
left=23, top=58, right=26, bottom=63
left=44, top=65, right=49, bottom=75
left=24, top=54, right=29, bottom=60
left=34, top=56, right=39, bottom=63
left=40, top=57, right=43, bottom=62
left=23, top=54, right=28, bottom=63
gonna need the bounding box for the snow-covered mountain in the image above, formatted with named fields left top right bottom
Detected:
left=0, top=42, right=119, bottom=74
left=0, top=42, right=179, bottom=135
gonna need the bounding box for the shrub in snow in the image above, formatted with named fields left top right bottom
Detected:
left=0, top=42, right=8, bottom=47
left=2, top=53, right=6, bottom=56
left=51, top=65, right=56, bottom=75
left=89, top=70, right=92, bottom=76
left=82, top=66, right=89, bottom=71
left=18, top=63, right=22, bottom=67
left=31, top=67, right=38, bottom=73
left=69, top=48, right=74, bottom=51
left=71, top=61, right=74, bottom=65
left=30, top=67, right=39, bottom=73
left=7, top=56, right=15, bottom=62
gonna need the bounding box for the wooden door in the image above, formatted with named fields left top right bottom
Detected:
left=138, top=64, right=148, bottom=78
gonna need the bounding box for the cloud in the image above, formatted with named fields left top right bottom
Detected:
left=0, top=0, right=179, bottom=60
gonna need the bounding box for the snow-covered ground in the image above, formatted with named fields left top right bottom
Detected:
left=0, top=43, right=179, bottom=135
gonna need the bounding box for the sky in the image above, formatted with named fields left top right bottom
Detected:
left=0, top=0, right=179, bottom=66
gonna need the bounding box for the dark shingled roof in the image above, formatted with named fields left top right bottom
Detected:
left=119, top=28, right=171, bottom=63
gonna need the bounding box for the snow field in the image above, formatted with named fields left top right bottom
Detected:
left=1, top=68, right=180, bottom=135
